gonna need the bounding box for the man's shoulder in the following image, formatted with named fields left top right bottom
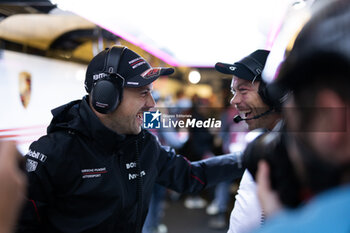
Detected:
left=256, top=186, right=350, bottom=233
left=28, top=130, right=78, bottom=160
left=271, top=120, right=284, bottom=131
left=142, top=129, right=161, bottom=144
left=38, top=129, right=77, bottom=145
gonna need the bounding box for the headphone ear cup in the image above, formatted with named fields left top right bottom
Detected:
left=259, top=82, right=290, bottom=111
left=258, top=81, right=273, bottom=107
left=91, top=78, right=122, bottom=114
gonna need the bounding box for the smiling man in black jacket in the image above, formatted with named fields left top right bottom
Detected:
left=17, top=46, right=244, bottom=233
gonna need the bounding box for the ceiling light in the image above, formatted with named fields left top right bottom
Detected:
left=188, top=70, right=201, bottom=84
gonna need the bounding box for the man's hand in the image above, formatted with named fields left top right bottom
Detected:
left=256, top=160, right=283, bottom=218
left=0, top=141, right=27, bottom=233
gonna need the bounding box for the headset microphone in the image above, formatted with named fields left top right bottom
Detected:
left=233, top=115, right=244, bottom=123
left=233, top=108, right=273, bottom=123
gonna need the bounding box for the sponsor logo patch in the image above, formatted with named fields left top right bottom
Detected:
left=81, top=167, right=107, bottom=179
left=128, top=170, right=146, bottom=180
left=93, top=73, right=108, bottom=81
left=129, top=57, right=146, bottom=69
left=27, top=149, right=47, bottom=162
left=26, top=159, right=38, bottom=172
left=126, top=81, right=139, bottom=86
left=141, top=68, right=160, bottom=79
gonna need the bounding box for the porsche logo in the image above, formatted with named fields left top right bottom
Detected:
left=19, top=71, right=31, bottom=109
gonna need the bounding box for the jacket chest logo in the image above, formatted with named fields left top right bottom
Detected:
left=81, top=167, right=107, bottom=179
left=125, top=161, right=146, bottom=180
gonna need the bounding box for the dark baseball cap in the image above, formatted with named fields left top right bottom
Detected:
left=85, top=46, right=174, bottom=93
left=215, top=49, right=270, bottom=82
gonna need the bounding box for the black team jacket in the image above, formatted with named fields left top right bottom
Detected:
left=16, top=96, right=244, bottom=233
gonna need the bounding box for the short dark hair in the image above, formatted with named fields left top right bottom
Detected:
left=280, top=51, right=350, bottom=104
left=282, top=52, right=350, bottom=131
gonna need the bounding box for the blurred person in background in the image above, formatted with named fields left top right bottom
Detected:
left=142, top=91, right=188, bottom=233
left=178, top=94, right=215, bottom=210
left=16, top=45, right=244, bottom=233
left=206, top=102, right=247, bottom=230
left=215, top=49, right=286, bottom=233
left=255, top=1, right=350, bottom=232
left=0, top=141, right=27, bottom=233
left=174, top=89, right=192, bottom=112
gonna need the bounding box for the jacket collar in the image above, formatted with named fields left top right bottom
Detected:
left=79, top=96, right=144, bottom=153
left=78, top=96, right=126, bottom=151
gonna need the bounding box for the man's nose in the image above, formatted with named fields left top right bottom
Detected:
left=230, top=94, right=241, bottom=106
left=146, top=94, right=156, bottom=109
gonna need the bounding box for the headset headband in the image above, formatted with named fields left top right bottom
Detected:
left=237, top=56, right=263, bottom=77
left=104, top=46, right=126, bottom=75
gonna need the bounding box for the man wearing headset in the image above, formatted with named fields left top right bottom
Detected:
left=16, top=46, right=244, bottom=233
left=215, top=50, right=283, bottom=233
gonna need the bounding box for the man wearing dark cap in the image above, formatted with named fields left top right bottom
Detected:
left=254, top=0, right=350, bottom=232
left=17, top=46, right=244, bottom=233
left=215, top=49, right=284, bottom=233
left=215, top=50, right=281, bottom=131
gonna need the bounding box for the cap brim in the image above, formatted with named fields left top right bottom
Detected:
left=215, top=62, right=239, bottom=75
left=125, top=67, right=174, bottom=87
left=215, top=62, right=257, bottom=81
